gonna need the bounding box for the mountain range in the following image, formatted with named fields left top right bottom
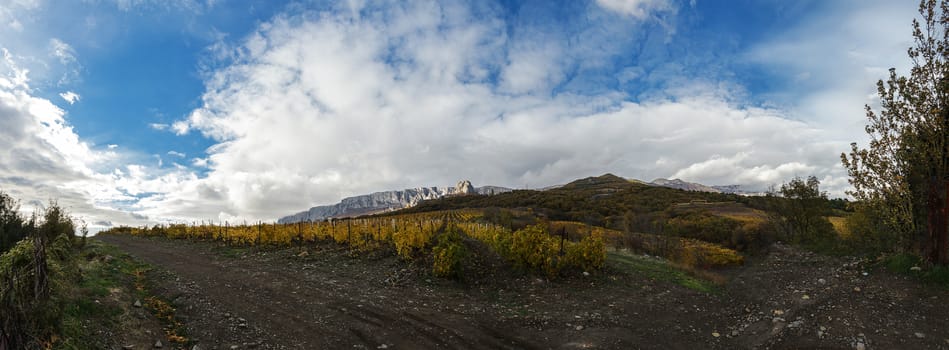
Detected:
left=648, top=178, right=763, bottom=195
left=277, top=180, right=512, bottom=223
left=278, top=176, right=761, bottom=223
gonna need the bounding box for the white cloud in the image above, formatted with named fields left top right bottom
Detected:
left=595, top=0, right=674, bottom=19
left=59, top=91, right=79, bottom=104
left=49, top=38, right=75, bottom=64
left=746, top=0, right=917, bottom=145
left=150, top=3, right=849, bottom=222
left=149, top=123, right=169, bottom=130
left=0, top=52, right=190, bottom=230
left=47, top=38, right=81, bottom=84
left=171, top=120, right=189, bottom=135
left=2, top=0, right=910, bottom=226
left=0, top=0, right=40, bottom=31
left=191, top=157, right=208, bottom=167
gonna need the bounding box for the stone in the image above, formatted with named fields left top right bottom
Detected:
left=853, top=287, right=861, bottom=292
left=712, top=332, right=720, bottom=338
left=773, top=309, right=785, bottom=316
left=855, top=341, right=866, bottom=350
left=915, top=332, right=926, bottom=338
left=818, top=278, right=826, bottom=284
left=154, top=340, right=163, bottom=348
left=575, top=325, right=584, bottom=331
left=802, top=295, right=810, bottom=300
left=133, top=300, right=142, bottom=308
left=910, top=266, right=922, bottom=271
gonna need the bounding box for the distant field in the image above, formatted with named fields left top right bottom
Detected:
left=672, top=201, right=768, bottom=225
left=827, top=216, right=850, bottom=238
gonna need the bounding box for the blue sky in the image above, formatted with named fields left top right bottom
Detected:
left=0, top=0, right=920, bottom=228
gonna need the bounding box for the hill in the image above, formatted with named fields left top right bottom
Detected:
left=398, top=174, right=761, bottom=228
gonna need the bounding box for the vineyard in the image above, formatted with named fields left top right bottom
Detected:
left=102, top=210, right=606, bottom=279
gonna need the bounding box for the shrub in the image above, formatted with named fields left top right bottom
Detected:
left=432, top=226, right=467, bottom=278
left=0, top=202, right=78, bottom=349
left=564, top=233, right=606, bottom=272
left=509, top=225, right=560, bottom=277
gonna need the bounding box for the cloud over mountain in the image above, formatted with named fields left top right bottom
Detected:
left=0, top=0, right=921, bottom=226
left=151, top=1, right=850, bottom=222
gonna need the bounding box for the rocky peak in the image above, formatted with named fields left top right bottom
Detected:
left=455, top=180, right=475, bottom=195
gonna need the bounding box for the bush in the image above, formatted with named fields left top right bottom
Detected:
left=0, top=202, right=78, bottom=349
left=846, top=204, right=903, bottom=254
left=564, top=233, right=606, bottom=272
left=883, top=253, right=949, bottom=288
left=673, top=239, right=745, bottom=268
left=510, top=225, right=560, bottom=277
left=432, top=226, right=467, bottom=278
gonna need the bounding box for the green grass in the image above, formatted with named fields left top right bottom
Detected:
left=882, top=253, right=949, bottom=288
left=57, top=239, right=195, bottom=349
left=214, top=244, right=251, bottom=258
left=607, top=251, right=720, bottom=293
left=59, top=240, right=140, bottom=349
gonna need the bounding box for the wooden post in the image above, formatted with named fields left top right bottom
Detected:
left=559, top=226, right=566, bottom=256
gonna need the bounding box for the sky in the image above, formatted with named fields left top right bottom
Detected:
left=0, top=0, right=921, bottom=229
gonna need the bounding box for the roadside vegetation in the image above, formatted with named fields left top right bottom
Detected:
left=0, top=191, right=182, bottom=349
left=101, top=210, right=607, bottom=280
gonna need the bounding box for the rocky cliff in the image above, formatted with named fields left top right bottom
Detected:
left=649, top=178, right=722, bottom=193
left=278, top=181, right=511, bottom=223
left=649, top=178, right=763, bottom=196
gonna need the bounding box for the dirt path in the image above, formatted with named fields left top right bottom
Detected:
left=97, top=234, right=547, bottom=349
left=96, top=234, right=949, bottom=350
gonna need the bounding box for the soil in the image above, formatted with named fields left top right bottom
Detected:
left=95, top=234, right=949, bottom=350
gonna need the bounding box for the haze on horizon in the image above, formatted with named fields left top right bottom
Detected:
left=0, top=0, right=918, bottom=230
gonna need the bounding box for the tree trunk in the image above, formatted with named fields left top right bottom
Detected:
left=938, top=178, right=949, bottom=264
left=32, top=235, right=48, bottom=301
left=927, top=176, right=949, bottom=265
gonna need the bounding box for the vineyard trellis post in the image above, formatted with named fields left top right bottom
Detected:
left=559, top=226, right=566, bottom=256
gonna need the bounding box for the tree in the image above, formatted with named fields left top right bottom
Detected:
left=0, top=191, right=26, bottom=254
left=774, top=176, right=835, bottom=244
left=842, top=0, right=949, bottom=265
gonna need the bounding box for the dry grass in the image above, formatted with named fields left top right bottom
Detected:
left=548, top=220, right=744, bottom=269
left=827, top=216, right=850, bottom=239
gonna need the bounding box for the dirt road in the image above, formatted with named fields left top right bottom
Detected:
left=97, top=234, right=949, bottom=350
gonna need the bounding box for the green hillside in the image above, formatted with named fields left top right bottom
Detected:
left=400, top=174, right=758, bottom=229
left=393, top=173, right=854, bottom=256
